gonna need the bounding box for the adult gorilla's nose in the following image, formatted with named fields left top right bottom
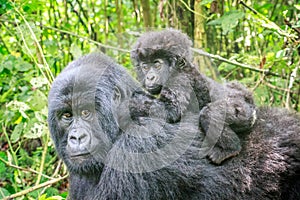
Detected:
left=67, top=129, right=90, bottom=152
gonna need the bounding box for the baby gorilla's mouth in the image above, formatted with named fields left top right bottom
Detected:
left=146, top=85, right=162, bottom=95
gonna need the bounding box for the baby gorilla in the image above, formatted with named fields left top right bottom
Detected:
left=130, top=29, right=256, bottom=164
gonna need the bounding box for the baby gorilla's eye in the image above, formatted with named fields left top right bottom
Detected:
left=154, top=59, right=163, bottom=64
left=62, top=112, right=72, bottom=120
left=154, top=59, right=163, bottom=69
left=81, top=110, right=91, bottom=118
left=141, top=63, right=150, bottom=71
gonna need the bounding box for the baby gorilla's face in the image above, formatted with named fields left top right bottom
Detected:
left=138, top=58, right=170, bottom=95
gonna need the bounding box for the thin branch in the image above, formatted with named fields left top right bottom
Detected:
left=1, top=18, right=297, bottom=84
left=15, top=8, right=55, bottom=83
left=284, top=19, right=300, bottom=36
left=264, top=81, right=295, bottom=94
left=35, top=132, right=50, bottom=185
left=0, top=19, right=129, bottom=53
left=2, top=175, right=69, bottom=200
left=252, top=73, right=265, bottom=92
left=46, top=26, right=129, bottom=53
left=0, top=157, right=53, bottom=180
left=179, top=0, right=206, bottom=18
left=52, top=159, right=63, bottom=178
left=13, top=17, right=53, bottom=86
left=193, top=48, right=274, bottom=75
left=286, top=64, right=299, bottom=108
left=68, top=1, right=89, bottom=34
left=2, top=126, right=19, bottom=170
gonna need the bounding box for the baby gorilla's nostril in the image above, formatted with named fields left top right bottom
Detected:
left=147, top=75, right=155, bottom=81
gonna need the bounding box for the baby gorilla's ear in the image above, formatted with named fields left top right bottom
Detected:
left=175, top=56, right=187, bottom=69
left=173, top=55, right=193, bottom=70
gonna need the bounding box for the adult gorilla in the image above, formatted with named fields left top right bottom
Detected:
left=48, top=52, right=300, bottom=199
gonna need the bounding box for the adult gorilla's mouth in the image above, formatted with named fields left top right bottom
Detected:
left=69, top=151, right=91, bottom=159
left=69, top=152, right=93, bottom=164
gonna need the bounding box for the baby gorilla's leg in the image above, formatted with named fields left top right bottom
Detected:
left=206, top=125, right=241, bottom=164
left=199, top=101, right=242, bottom=165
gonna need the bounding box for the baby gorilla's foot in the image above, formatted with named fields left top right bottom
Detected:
left=208, top=145, right=241, bottom=165
left=207, top=126, right=241, bottom=164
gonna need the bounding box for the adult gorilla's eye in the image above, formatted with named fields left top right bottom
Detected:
left=81, top=110, right=91, bottom=118
left=62, top=112, right=72, bottom=120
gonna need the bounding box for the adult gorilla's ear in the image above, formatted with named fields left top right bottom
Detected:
left=112, top=85, right=132, bottom=130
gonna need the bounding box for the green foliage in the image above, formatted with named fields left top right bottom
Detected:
left=206, top=1, right=299, bottom=109
left=200, top=0, right=215, bottom=5
left=38, top=194, right=65, bottom=200
left=207, top=11, right=245, bottom=34
left=0, top=0, right=299, bottom=199
left=0, top=0, right=12, bottom=15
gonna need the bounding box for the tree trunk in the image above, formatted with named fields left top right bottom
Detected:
left=194, top=0, right=218, bottom=79
left=194, top=0, right=206, bottom=49
left=141, top=0, right=152, bottom=28
left=177, top=0, right=194, bottom=38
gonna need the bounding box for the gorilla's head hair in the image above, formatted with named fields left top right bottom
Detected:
left=48, top=52, right=137, bottom=174
left=130, top=29, right=193, bottom=65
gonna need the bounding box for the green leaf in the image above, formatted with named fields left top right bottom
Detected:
left=16, top=60, right=32, bottom=72
left=30, top=77, right=48, bottom=88
left=7, top=100, right=30, bottom=119
left=11, top=123, right=24, bottom=143
left=17, top=22, right=41, bottom=57
left=0, top=152, right=6, bottom=174
left=45, top=196, right=65, bottom=200
left=200, top=0, right=215, bottom=5
left=38, top=194, right=48, bottom=200
left=24, top=122, right=45, bottom=139
left=295, top=5, right=300, bottom=10
left=218, top=62, right=236, bottom=72
left=208, top=11, right=245, bottom=34
left=0, top=0, right=12, bottom=15
left=0, top=188, right=11, bottom=198
left=276, top=49, right=285, bottom=58
left=44, top=40, right=59, bottom=55
left=45, top=187, right=59, bottom=198
left=38, top=193, right=65, bottom=200
left=28, top=89, right=48, bottom=111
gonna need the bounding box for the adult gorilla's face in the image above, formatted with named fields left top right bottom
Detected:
left=48, top=53, right=131, bottom=174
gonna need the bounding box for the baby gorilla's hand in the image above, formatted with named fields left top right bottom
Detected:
left=159, top=88, right=177, bottom=103
left=129, top=91, right=155, bottom=120
left=159, top=88, right=181, bottom=123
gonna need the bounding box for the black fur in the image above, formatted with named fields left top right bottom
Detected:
left=48, top=52, right=300, bottom=200
left=130, top=29, right=256, bottom=164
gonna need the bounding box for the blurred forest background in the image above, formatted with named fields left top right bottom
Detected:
left=0, top=0, right=299, bottom=199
